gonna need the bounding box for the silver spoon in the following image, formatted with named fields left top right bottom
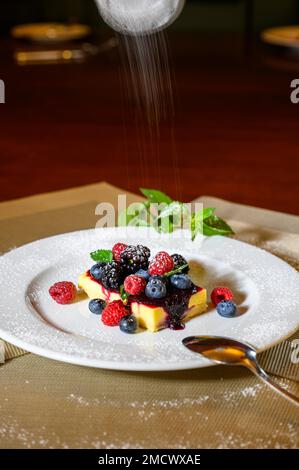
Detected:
left=183, top=335, right=299, bottom=407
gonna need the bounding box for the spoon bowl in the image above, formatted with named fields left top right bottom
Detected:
left=183, top=335, right=299, bottom=407
left=182, top=336, right=257, bottom=367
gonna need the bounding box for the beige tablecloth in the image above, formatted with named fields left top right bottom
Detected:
left=0, top=182, right=298, bottom=449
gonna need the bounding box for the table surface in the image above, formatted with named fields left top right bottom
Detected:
left=0, top=33, right=299, bottom=214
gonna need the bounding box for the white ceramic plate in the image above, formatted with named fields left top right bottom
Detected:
left=0, top=227, right=298, bottom=371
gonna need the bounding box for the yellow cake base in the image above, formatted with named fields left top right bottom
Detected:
left=78, top=272, right=121, bottom=302
left=131, top=288, right=207, bottom=332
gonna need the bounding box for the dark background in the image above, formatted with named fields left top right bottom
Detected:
left=0, top=1, right=299, bottom=215
left=0, top=0, right=298, bottom=34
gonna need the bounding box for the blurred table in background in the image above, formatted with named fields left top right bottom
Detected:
left=0, top=32, right=299, bottom=215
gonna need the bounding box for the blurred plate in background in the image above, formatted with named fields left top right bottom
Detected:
left=11, top=23, right=91, bottom=44
left=261, top=25, right=299, bottom=49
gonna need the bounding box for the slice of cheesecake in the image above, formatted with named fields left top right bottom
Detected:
left=130, top=286, right=207, bottom=332
left=78, top=271, right=207, bottom=332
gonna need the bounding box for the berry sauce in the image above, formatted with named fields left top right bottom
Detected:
left=129, top=284, right=199, bottom=330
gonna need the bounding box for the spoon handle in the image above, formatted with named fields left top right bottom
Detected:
left=249, top=363, right=299, bottom=407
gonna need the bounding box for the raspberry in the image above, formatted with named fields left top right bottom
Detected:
left=211, top=287, right=233, bottom=306
left=102, top=300, right=128, bottom=327
left=112, top=243, right=128, bottom=262
left=49, top=281, right=77, bottom=305
left=124, top=275, right=146, bottom=295
left=149, top=251, right=174, bottom=276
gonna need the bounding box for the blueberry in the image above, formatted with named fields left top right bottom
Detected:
left=145, top=278, right=167, bottom=299
left=90, top=262, right=106, bottom=281
left=119, top=315, right=138, bottom=334
left=135, top=269, right=150, bottom=280
left=88, top=299, right=106, bottom=315
left=149, top=275, right=168, bottom=285
left=170, top=274, right=192, bottom=290
left=216, top=300, right=237, bottom=318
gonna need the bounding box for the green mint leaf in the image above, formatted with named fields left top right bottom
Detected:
left=117, top=210, right=132, bottom=227
left=191, top=211, right=201, bottom=241
left=164, top=264, right=189, bottom=278
left=155, top=201, right=186, bottom=220
left=90, top=249, right=113, bottom=262
left=153, top=202, right=178, bottom=234
left=155, top=202, right=190, bottom=234
left=155, top=218, right=174, bottom=234
left=140, top=188, right=173, bottom=205
left=118, top=202, right=149, bottom=227
left=203, top=215, right=234, bottom=236
left=120, top=285, right=130, bottom=303
left=191, top=208, right=217, bottom=240
left=127, top=214, right=149, bottom=227
left=202, top=207, right=216, bottom=219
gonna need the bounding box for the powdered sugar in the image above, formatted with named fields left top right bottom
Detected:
left=1, top=383, right=296, bottom=449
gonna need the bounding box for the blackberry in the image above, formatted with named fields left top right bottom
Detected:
left=171, top=254, right=190, bottom=273
left=101, top=261, right=124, bottom=290
left=120, top=245, right=151, bottom=274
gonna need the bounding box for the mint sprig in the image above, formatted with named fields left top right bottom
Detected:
left=203, top=215, right=234, bottom=237
left=118, top=188, right=234, bottom=241
left=120, top=285, right=130, bottom=303
left=190, top=207, right=234, bottom=240
left=164, top=264, right=189, bottom=278
left=90, top=249, right=113, bottom=263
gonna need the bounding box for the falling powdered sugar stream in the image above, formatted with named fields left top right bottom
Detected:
left=95, top=0, right=180, bottom=125
left=119, top=31, right=175, bottom=127
left=118, top=31, right=176, bottom=189
left=95, top=0, right=182, bottom=194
